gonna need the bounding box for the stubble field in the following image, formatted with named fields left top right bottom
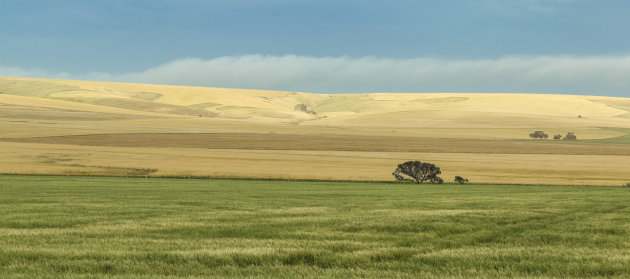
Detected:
left=2, top=77, right=630, bottom=185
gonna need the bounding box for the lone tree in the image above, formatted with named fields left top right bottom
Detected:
left=454, top=176, right=469, bottom=184
left=563, top=132, right=577, bottom=140
left=529, top=131, right=549, bottom=139
left=392, top=161, right=443, bottom=184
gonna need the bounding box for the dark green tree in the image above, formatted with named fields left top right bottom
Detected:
left=392, top=161, right=443, bottom=184
left=563, top=132, right=577, bottom=140
left=454, top=176, right=469, bottom=184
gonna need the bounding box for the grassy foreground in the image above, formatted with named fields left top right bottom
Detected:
left=0, top=176, right=629, bottom=278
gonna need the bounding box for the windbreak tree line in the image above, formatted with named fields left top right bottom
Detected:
left=530, top=131, right=577, bottom=140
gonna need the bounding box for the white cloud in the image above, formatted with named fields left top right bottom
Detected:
left=2, top=54, right=630, bottom=97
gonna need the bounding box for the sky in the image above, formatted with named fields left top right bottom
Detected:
left=1, top=0, right=630, bottom=96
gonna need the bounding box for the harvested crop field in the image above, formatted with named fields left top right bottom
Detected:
left=6, top=132, right=630, bottom=155
left=2, top=141, right=630, bottom=185
left=3, top=77, right=630, bottom=185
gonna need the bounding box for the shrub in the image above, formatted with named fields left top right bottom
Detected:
left=454, top=176, right=469, bottom=184
left=294, top=103, right=316, bottom=115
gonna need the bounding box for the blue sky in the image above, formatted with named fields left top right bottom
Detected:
left=2, top=0, right=630, bottom=96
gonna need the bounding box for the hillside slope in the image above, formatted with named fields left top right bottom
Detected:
left=2, top=76, right=630, bottom=139
left=2, top=76, right=630, bottom=184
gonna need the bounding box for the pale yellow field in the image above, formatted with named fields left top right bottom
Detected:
left=2, top=76, right=630, bottom=185
left=1, top=142, right=628, bottom=186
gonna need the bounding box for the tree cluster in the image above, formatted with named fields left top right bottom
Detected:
left=531, top=131, right=577, bottom=140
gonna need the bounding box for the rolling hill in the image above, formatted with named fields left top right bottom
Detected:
left=2, top=76, right=630, bottom=185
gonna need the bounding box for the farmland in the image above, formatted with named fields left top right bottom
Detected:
left=2, top=77, right=630, bottom=278
left=2, top=77, right=630, bottom=184
left=0, top=175, right=629, bottom=278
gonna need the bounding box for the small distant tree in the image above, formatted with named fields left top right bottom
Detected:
left=623, top=182, right=630, bottom=188
left=454, top=176, right=469, bottom=184
left=529, top=131, right=548, bottom=139
left=294, top=103, right=316, bottom=115
left=553, top=134, right=562, bottom=140
left=563, top=132, right=577, bottom=140
left=392, top=161, right=442, bottom=184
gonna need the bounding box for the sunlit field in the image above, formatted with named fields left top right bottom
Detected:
left=1, top=175, right=629, bottom=278
left=4, top=2, right=630, bottom=279
left=3, top=77, right=630, bottom=185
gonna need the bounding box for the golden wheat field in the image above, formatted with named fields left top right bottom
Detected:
left=2, top=76, right=630, bottom=185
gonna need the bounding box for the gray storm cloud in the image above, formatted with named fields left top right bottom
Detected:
left=2, top=54, right=630, bottom=96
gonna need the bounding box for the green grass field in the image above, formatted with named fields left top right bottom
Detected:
left=1, top=175, right=629, bottom=278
